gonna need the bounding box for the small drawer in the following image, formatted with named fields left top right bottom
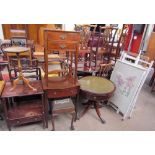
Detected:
left=47, top=42, right=77, bottom=51
left=46, top=31, right=80, bottom=41
left=47, top=87, right=78, bottom=98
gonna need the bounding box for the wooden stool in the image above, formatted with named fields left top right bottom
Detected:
left=50, top=98, right=76, bottom=131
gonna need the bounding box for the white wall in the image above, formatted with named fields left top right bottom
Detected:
left=0, top=24, right=4, bottom=39
left=63, top=24, right=75, bottom=31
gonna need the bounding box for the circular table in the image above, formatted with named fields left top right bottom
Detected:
left=3, top=46, right=36, bottom=91
left=79, top=76, right=115, bottom=123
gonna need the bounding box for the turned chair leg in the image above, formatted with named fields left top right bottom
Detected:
left=70, top=113, right=75, bottom=130
left=51, top=114, right=55, bottom=131
left=72, top=96, right=79, bottom=122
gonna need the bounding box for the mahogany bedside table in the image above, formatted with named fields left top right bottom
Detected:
left=1, top=80, right=46, bottom=131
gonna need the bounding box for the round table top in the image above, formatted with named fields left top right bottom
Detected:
left=3, top=46, right=30, bottom=53
left=79, top=76, right=115, bottom=95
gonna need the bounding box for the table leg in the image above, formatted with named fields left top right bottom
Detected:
left=10, top=53, right=36, bottom=91
left=44, top=92, right=48, bottom=128
left=10, top=77, right=20, bottom=91
left=22, top=76, right=37, bottom=91
left=2, top=98, right=11, bottom=131
left=80, top=102, right=91, bottom=118
left=94, top=101, right=106, bottom=124
left=41, top=94, right=45, bottom=129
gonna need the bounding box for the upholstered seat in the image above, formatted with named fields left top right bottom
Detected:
left=52, top=98, right=74, bottom=113
left=51, top=98, right=76, bottom=130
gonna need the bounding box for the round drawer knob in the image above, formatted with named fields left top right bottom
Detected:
left=54, top=92, right=57, bottom=95
left=94, top=96, right=97, bottom=100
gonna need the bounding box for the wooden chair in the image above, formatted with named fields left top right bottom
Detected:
left=110, top=25, right=128, bottom=62
left=0, top=40, right=12, bottom=60
left=80, top=24, right=97, bottom=49
left=78, top=32, right=100, bottom=74
left=10, top=29, right=27, bottom=38
left=78, top=25, right=97, bottom=70
left=42, top=30, right=80, bottom=130
left=96, top=63, right=113, bottom=79
left=94, top=26, right=118, bottom=65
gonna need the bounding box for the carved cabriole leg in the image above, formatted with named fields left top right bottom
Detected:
left=80, top=103, right=91, bottom=118
left=94, top=101, right=106, bottom=124
left=9, top=77, right=20, bottom=91
left=22, top=76, right=37, bottom=91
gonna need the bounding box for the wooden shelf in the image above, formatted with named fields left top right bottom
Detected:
left=8, top=101, right=43, bottom=120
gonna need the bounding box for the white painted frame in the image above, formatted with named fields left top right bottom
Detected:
left=110, top=51, right=153, bottom=120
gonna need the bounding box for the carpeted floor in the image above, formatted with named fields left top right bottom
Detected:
left=0, top=70, right=155, bottom=131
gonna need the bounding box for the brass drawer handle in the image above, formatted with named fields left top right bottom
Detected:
left=60, top=44, right=66, bottom=49
left=60, top=34, right=66, bottom=40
